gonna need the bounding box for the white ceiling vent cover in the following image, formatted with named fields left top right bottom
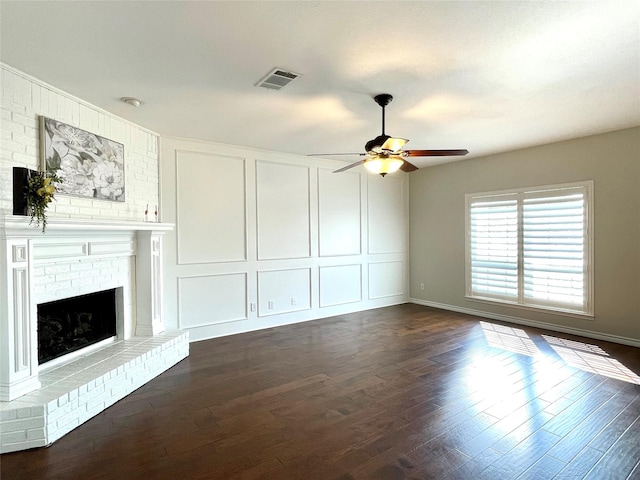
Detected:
left=256, top=68, right=301, bottom=90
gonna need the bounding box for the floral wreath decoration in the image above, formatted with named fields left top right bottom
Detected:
left=26, top=170, right=62, bottom=233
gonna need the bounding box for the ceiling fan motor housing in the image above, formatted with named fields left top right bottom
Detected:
left=365, top=134, right=391, bottom=153
left=374, top=94, right=393, bottom=107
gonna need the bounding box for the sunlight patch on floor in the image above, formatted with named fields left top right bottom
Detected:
left=542, top=335, right=608, bottom=356
left=466, top=354, right=520, bottom=403
left=479, top=322, right=640, bottom=386
left=480, top=321, right=541, bottom=357
left=544, top=336, right=640, bottom=385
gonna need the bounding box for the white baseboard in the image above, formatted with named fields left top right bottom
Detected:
left=410, top=298, right=640, bottom=349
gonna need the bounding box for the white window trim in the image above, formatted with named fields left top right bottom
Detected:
left=465, top=181, right=594, bottom=318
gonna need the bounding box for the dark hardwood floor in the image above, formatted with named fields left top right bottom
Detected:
left=2, top=304, right=640, bottom=479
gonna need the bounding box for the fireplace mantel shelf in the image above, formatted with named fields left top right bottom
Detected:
left=1, top=215, right=174, bottom=237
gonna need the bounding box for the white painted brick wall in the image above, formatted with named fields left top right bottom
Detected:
left=1, top=63, right=159, bottom=221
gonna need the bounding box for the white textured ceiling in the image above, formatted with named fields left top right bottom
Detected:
left=1, top=1, right=639, bottom=167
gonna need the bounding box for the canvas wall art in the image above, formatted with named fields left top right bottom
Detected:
left=40, top=117, right=125, bottom=201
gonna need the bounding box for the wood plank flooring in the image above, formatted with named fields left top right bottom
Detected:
left=2, top=304, right=639, bottom=479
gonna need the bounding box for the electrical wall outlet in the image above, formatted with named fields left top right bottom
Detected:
left=268, top=300, right=274, bottom=309
left=250, top=302, right=256, bottom=312
left=420, top=283, right=425, bottom=291
left=291, top=297, right=296, bottom=305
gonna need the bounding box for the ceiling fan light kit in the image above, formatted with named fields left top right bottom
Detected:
left=364, top=156, right=404, bottom=177
left=380, top=136, right=408, bottom=152
left=322, top=93, right=469, bottom=177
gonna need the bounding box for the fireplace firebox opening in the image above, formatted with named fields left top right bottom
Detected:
left=37, top=289, right=118, bottom=365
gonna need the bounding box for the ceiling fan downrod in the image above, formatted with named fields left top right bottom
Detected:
left=365, top=94, right=395, bottom=153
left=374, top=94, right=393, bottom=135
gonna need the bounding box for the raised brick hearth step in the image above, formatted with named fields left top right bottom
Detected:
left=0, top=330, right=188, bottom=453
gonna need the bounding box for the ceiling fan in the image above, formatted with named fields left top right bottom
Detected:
left=311, top=94, right=468, bottom=177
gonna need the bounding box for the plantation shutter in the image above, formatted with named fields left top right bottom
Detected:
left=466, top=182, right=592, bottom=315
left=469, top=196, right=518, bottom=300
left=522, top=188, right=587, bottom=309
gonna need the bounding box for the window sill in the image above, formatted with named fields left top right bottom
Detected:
left=465, top=295, right=594, bottom=320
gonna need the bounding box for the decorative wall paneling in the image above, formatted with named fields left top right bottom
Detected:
left=369, top=261, right=404, bottom=299
left=367, top=175, right=406, bottom=254
left=175, top=151, right=247, bottom=264
left=317, top=170, right=361, bottom=257
left=319, top=264, right=362, bottom=307
left=178, top=273, right=248, bottom=328
left=256, top=161, right=311, bottom=260
left=161, top=138, right=409, bottom=341
left=258, top=268, right=312, bottom=316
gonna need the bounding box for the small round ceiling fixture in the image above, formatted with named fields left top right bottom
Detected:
left=121, top=97, right=142, bottom=107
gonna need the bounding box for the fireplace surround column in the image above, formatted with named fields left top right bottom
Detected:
left=135, top=230, right=165, bottom=336
left=0, top=236, right=40, bottom=401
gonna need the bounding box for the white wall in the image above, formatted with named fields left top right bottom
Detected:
left=0, top=63, right=159, bottom=220
left=410, top=127, right=640, bottom=346
left=161, top=136, right=409, bottom=340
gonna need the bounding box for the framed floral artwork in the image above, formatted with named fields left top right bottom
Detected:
left=40, top=117, right=125, bottom=201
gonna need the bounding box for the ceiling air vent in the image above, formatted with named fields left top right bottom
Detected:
left=256, top=68, right=301, bottom=90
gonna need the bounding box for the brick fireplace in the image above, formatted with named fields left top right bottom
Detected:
left=0, top=215, right=189, bottom=453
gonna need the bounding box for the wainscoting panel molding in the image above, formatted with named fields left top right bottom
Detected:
left=178, top=273, right=248, bottom=328
left=256, top=161, right=310, bottom=260
left=258, top=268, right=311, bottom=317
left=367, top=175, right=406, bottom=254
left=369, top=261, right=404, bottom=299
left=161, top=136, right=409, bottom=341
left=319, top=264, right=362, bottom=307
left=318, top=169, right=361, bottom=257
left=176, top=150, right=247, bottom=265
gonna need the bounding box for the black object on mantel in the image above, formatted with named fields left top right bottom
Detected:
left=12, top=166, right=36, bottom=215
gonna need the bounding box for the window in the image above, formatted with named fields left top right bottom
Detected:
left=466, top=182, right=593, bottom=316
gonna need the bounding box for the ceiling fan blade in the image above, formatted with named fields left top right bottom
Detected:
left=400, top=160, right=419, bottom=172
left=405, top=149, right=469, bottom=157
left=333, top=159, right=366, bottom=173
left=308, top=153, right=366, bottom=157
